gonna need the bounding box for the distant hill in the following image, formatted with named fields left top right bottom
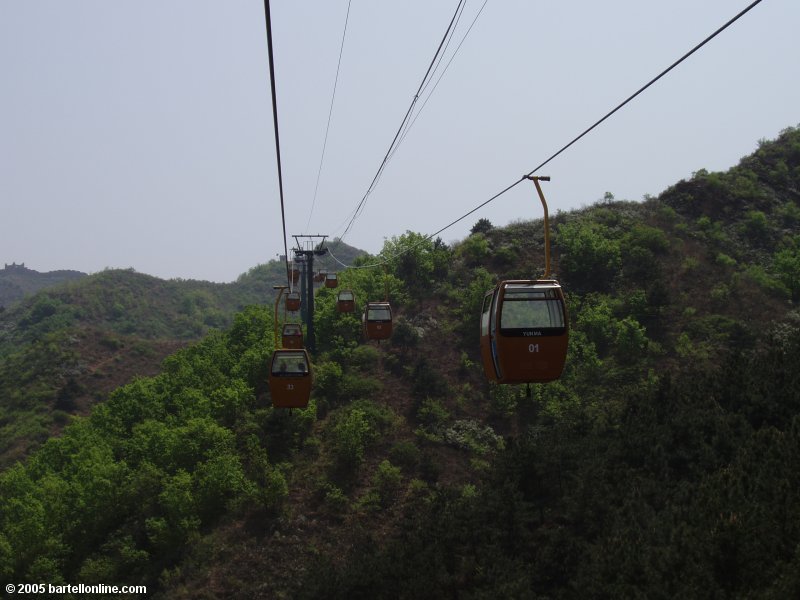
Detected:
left=0, top=238, right=366, bottom=466
left=0, top=262, right=87, bottom=308
left=237, top=237, right=366, bottom=284
left=0, top=238, right=365, bottom=310
left=315, top=237, right=367, bottom=272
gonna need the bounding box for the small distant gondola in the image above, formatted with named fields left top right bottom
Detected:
left=479, top=280, right=568, bottom=384
left=325, top=272, right=338, bottom=288
left=363, top=301, right=392, bottom=340
left=337, top=290, right=355, bottom=313
left=286, top=291, right=301, bottom=312
left=269, top=349, right=312, bottom=408
left=281, top=323, right=304, bottom=349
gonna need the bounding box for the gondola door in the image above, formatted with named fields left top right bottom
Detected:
left=479, top=290, right=499, bottom=382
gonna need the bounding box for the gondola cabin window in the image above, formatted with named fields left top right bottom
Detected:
left=500, top=285, right=565, bottom=331
left=481, top=293, right=492, bottom=336
left=283, top=323, right=302, bottom=336
left=281, top=323, right=303, bottom=349
left=364, top=302, right=393, bottom=340
left=367, top=306, right=391, bottom=321
left=272, top=352, right=308, bottom=374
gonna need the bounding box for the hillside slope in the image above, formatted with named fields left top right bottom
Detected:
left=0, top=263, right=86, bottom=309
left=1, top=127, right=799, bottom=597
left=0, top=239, right=366, bottom=467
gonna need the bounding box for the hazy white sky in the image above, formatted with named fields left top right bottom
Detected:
left=2, top=0, right=798, bottom=282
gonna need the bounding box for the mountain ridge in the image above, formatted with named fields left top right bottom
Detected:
left=0, top=262, right=87, bottom=309
left=0, top=239, right=367, bottom=466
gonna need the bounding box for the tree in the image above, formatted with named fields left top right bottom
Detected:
left=330, top=408, right=375, bottom=473
left=774, top=242, right=800, bottom=302
left=470, top=218, right=493, bottom=235
left=558, top=221, right=622, bottom=292
left=380, top=231, right=452, bottom=300
left=458, top=234, right=490, bottom=267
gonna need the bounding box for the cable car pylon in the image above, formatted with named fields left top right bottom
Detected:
left=292, top=234, right=328, bottom=353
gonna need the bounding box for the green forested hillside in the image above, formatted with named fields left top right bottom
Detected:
left=0, top=264, right=86, bottom=309
left=0, top=240, right=365, bottom=467
left=1, top=127, right=799, bottom=597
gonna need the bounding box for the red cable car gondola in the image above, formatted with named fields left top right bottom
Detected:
left=281, top=323, right=303, bottom=349
left=286, top=291, right=301, bottom=312
left=479, top=280, right=568, bottom=383
left=269, top=349, right=312, bottom=408
left=478, top=175, right=569, bottom=384
left=325, top=272, right=338, bottom=288
left=337, top=290, right=355, bottom=313
left=363, top=302, right=392, bottom=340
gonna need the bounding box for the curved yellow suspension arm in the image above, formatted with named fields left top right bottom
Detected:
left=273, top=285, right=288, bottom=349
left=526, top=175, right=551, bottom=278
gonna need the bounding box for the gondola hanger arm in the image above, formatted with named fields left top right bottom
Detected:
left=524, top=175, right=552, bottom=279
left=272, top=285, right=288, bottom=349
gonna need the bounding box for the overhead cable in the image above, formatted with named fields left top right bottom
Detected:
left=306, top=0, right=353, bottom=232
left=390, top=0, right=488, bottom=162
left=333, top=0, right=766, bottom=271
left=262, top=0, right=292, bottom=287
left=337, top=0, right=467, bottom=244
left=328, top=0, right=487, bottom=245
left=388, top=0, right=469, bottom=157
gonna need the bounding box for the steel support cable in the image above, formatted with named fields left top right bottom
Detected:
left=262, top=0, right=292, bottom=287
left=306, top=0, right=353, bottom=232
left=418, top=0, right=468, bottom=99
left=326, top=0, right=466, bottom=253
left=331, top=0, right=766, bottom=271
left=337, top=0, right=467, bottom=244
left=360, top=0, right=466, bottom=199
left=325, top=245, right=352, bottom=269
left=523, top=0, right=765, bottom=179
left=424, top=0, right=769, bottom=243
left=389, top=0, right=469, bottom=156
left=328, top=177, right=523, bottom=271
left=391, top=0, right=489, bottom=160
left=327, top=0, right=484, bottom=246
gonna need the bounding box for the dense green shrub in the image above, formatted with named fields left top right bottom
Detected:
left=558, top=221, right=621, bottom=292
left=372, top=460, right=403, bottom=507
left=389, top=441, right=421, bottom=470
left=457, top=234, right=490, bottom=266
left=470, top=218, right=493, bottom=235
left=329, top=408, right=376, bottom=471
left=0, top=304, right=280, bottom=585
